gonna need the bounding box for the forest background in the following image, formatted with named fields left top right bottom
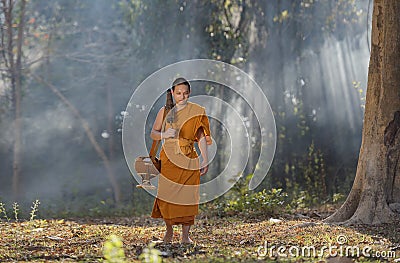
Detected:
left=0, top=0, right=372, bottom=218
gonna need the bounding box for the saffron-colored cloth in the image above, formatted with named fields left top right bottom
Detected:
left=151, top=102, right=212, bottom=225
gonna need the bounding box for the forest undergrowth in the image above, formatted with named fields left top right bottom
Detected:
left=0, top=212, right=399, bottom=262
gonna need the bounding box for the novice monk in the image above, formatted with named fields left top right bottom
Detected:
left=150, top=77, right=212, bottom=243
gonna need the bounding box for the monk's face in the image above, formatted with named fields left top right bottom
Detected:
left=172, top=84, right=190, bottom=106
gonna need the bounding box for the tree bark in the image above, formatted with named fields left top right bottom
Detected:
left=324, top=0, right=400, bottom=225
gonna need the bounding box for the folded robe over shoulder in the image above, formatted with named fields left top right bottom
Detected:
left=151, top=102, right=212, bottom=225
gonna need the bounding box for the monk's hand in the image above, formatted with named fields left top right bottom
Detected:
left=200, top=160, right=208, bottom=176
left=161, top=128, right=176, bottom=139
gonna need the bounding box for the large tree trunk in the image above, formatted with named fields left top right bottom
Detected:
left=324, top=0, right=400, bottom=225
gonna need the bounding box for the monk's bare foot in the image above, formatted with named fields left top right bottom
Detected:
left=181, top=237, right=193, bottom=244
left=163, top=232, right=173, bottom=243
left=163, top=224, right=173, bottom=243
left=181, top=225, right=192, bottom=244
left=163, top=236, right=172, bottom=243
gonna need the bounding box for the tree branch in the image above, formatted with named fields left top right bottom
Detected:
left=0, top=2, right=10, bottom=70
left=235, top=0, right=248, bottom=36
left=223, top=0, right=234, bottom=31
left=31, top=73, right=122, bottom=204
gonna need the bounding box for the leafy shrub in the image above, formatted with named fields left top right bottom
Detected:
left=225, top=188, right=288, bottom=215
left=203, top=174, right=289, bottom=216
left=139, top=242, right=162, bottom=263
left=0, top=200, right=40, bottom=222
left=103, top=234, right=126, bottom=263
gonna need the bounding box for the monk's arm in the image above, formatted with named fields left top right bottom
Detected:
left=197, top=128, right=208, bottom=164
left=150, top=108, right=164, bottom=140
left=151, top=107, right=176, bottom=140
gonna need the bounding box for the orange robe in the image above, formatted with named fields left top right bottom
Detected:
left=151, top=102, right=212, bottom=225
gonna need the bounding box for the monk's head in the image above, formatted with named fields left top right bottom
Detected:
left=171, top=77, right=191, bottom=106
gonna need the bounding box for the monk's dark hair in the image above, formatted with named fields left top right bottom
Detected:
left=171, top=77, right=191, bottom=92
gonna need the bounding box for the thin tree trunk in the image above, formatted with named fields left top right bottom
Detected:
left=12, top=0, right=26, bottom=201
left=2, top=0, right=27, bottom=201
left=32, top=74, right=122, bottom=204
left=212, top=0, right=251, bottom=179
left=324, top=0, right=400, bottom=225
left=106, top=82, right=115, bottom=180
left=106, top=81, right=117, bottom=202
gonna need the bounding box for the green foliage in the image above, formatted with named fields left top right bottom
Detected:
left=225, top=188, right=288, bottom=215
left=117, top=0, right=142, bottom=25
left=103, top=234, right=126, bottom=263
left=285, top=142, right=328, bottom=209
left=273, top=10, right=290, bottom=23
left=12, top=203, right=19, bottom=222
left=29, top=200, right=40, bottom=221
left=207, top=174, right=289, bottom=216
left=0, top=202, right=10, bottom=222
left=0, top=200, right=40, bottom=222
left=139, top=242, right=162, bottom=263
left=301, top=142, right=327, bottom=202
left=332, top=192, right=346, bottom=204
left=353, top=80, right=366, bottom=109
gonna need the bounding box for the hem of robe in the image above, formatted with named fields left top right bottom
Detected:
left=151, top=198, right=197, bottom=226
